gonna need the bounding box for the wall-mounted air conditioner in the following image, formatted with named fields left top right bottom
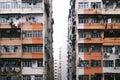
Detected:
left=108, top=18, right=111, bottom=23
left=112, top=46, right=115, bottom=54
left=15, top=67, right=20, bottom=72
left=104, top=52, right=110, bottom=58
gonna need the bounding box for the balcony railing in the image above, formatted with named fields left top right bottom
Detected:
left=0, top=2, right=43, bottom=12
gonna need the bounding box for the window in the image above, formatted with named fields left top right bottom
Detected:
left=90, top=17, right=101, bottom=23
left=22, top=31, right=42, bottom=38
left=1, top=76, right=7, bottom=80
left=91, top=2, right=101, bottom=9
left=22, top=3, right=31, bottom=8
left=0, top=46, right=21, bottom=53
left=104, top=30, right=120, bottom=38
left=23, top=75, right=31, bottom=80
left=37, top=60, right=43, bottom=67
left=104, top=2, right=113, bottom=9
left=0, top=60, right=20, bottom=67
left=23, top=60, right=32, bottom=67
left=33, top=3, right=42, bottom=8
left=91, top=60, right=101, bottom=67
left=78, top=2, right=89, bottom=10
left=103, top=46, right=113, bottom=53
left=116, top=17, right=120, bottom=23
left=104, top=74, right=114, bottom=80
left=91, top=75, right=102, bottom=80
left=11, top=2, right=21, bottom=9
left=78, top=60, right=89, bottom=67
left=116, top=1, right=120, bottom=8
left=78, top=45, right=89, bottom=52
left=35, top=75, right=43, bottom=80
left=78, top=75, right=89, bottom=80
left=91, top=30, right=101, bottom=38
left=1, top=76, right=20, bottom=80
left=0, top=18, right=7, bottom=24
left=22, top=45, right=43, bottom=52
left=91, top=45, right=101, bottom=52
left=78, top=17, right=88, bottom=24
left=78, top=30, right=89, bottom=38
left=115, top=59, right=120, bottom=67
left=104, top=60, right=114, bottom=67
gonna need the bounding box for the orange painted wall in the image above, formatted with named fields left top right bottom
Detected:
left=32, top=52, right=43, bottom=59
left=84, top=9, right=102, bottom=14
left=32, top=38, right=43, bottom=44
left=32, top=23, right=43, bottom=30
left=84, top=52, right=103, bottom=75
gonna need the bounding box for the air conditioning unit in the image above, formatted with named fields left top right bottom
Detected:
left=112, top=46, right=115, bottom=54
left=108, top=18, right=111, bottom=23
left=11, top=67, right=15, bottom=72
left=15, top=67, right=20, bottom=72
left=1, top=67, right=5, bottom=72
left=104, top=52, right=110, bottom=58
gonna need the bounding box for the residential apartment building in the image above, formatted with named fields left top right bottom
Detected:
left=54, top=59, right=59, bottom=80
left=68, top=0, right=120, bottom=80
left=0, top=0, right=54, bottom=80
left=59, top=42, right=68, bottom=80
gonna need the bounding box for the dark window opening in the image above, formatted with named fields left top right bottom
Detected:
left=91, top=30, right=101, bottom=38
left=103, top=60, right=114, bottom=67
left=91, top=60, right=101, bottom=67
left=104, top=30, right=120, bottom=38
left=91, top=45, right=101, bottom=52
left=78, top=75, right=89, bottom=80
left=78, top=45, right=89, bottom=52
left=115, top=59, right=120, bottom=67
left=78, top=60, right=89, bottom=67
left=91, top=74, right=102, bottom=80
left=0, top=28, right=21, bottom=38
left=78, top=17, right=88, bottom=24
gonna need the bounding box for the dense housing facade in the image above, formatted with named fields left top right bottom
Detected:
left=0, top=0, right=54, bottom=80
left=68, top=0, right=120, bottom=80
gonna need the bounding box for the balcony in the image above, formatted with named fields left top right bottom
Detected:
left=0, top=28, right=21, bottom=44
left=84, top=38, right=103, bottom=43
left=102, top=0, right=120, bottom=14
left=22, top=44, right=43, bottom=59
left=103, top=38, right=120, bottom=45
left=0, top=1, right=43, bottom=14
left=78, top=2, right=102, bottom=14
left=0, top=45, right=22, bottom=58
left=0, top=59, right=21, bottom=75
left=84, top=9, right=102, bottom=15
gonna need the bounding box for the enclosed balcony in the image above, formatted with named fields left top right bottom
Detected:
left=103, top=30, right=120, bottom=45
left=0, top=0, right=43, bottom=14
left=102, top=0, right=120, bottom=14
left=78, top=1, right=102, bottom=14
left=22, top=44, right=43, bottom=59
left=0, top=45, right=21, bottom=58
left=0, top=29, right=21, bottom=46
left=0, top=59, right=21, bottom=75
left=104, top=73, right=120, bottom=80
left=78, top=30, right=103, bottom=43
left=78, top=15, right=104, bottom=29
left=78, top=44, right=102, bottom=55
left=0, top=28, right=21, bottom=38
left=22, top=30, right=43, bottom=44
